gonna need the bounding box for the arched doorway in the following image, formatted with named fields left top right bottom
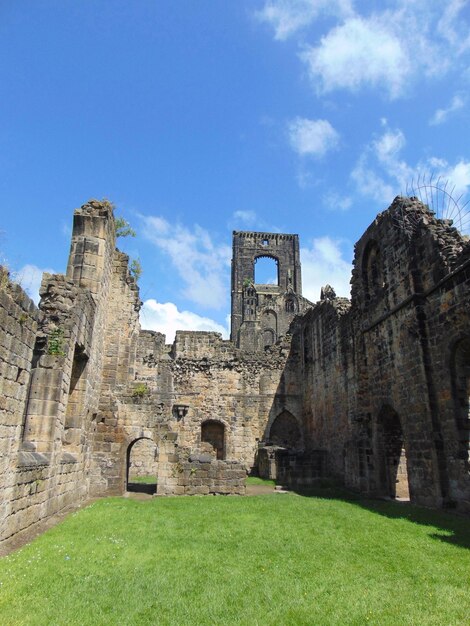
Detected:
left=376, top=406, right=409, bottom=499
left=451, top=337, right=470, bottom=467
left=201, top=420, right=225, bottom=460
left=126, top=438, right=158, bottom=495
left=268, top=410, right=302, bottom=449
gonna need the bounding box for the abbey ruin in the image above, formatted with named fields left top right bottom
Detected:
left=1, top=196, right=469, bottom=548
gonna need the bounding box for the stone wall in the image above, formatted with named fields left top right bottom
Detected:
left=0, top=270, right=40, bottom=543
left=94, top=328, right=303, bottom=496
left=0, top=200, right=132, bottom=547
left=295, top=197, right=470, bottom=511
left=1, top=195, right=469, bottom=549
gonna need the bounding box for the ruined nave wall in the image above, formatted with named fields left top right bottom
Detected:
left=0, top=200, right=131, bottom=548
left=297, top=197, right=470, bottom=510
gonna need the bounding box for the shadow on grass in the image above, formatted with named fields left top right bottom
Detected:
left=290, top=484, right=470, bottom=550
left=127, top=482, right=157, bottom=495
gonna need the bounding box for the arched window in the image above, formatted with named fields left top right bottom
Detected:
left=254, top=256, right=279, bottom=285
left=262, top=309, right=277, bottom=347
left=285, top=298, right=296, bottom=313
left=451, top=338, right=470, bottom=466
left=269, top=411, right=302, bottom=449
left=201, top=420, right=225, bottom=460
left=303, top=326, right=311, bottom=364
left=362, top=241, right=383, bottom=300
left=243, top=286, right=257, bottom=319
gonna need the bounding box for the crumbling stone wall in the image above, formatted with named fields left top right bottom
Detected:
left=0, top=270, right=40, bottom=543
left=2, top=195, right=470, bottom=549
left=95, top=329, right=302, bottom=496
left=0, top=200, right=136, bottom=547
left=295, top=197, right=470, bottom=511
left=90, top=247, right=141, bottom=495
left=231, top=231, right=312, bottom=350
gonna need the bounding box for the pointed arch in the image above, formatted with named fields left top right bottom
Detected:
left=268, top=410, right=302, bottom=449
left=376, top=405, right=409, bottom=499
left=362, top=240, right=383, bottom=300
left=451, top=337, right=470, bottom=467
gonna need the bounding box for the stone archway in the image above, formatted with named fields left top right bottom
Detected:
left=451, top=337, right=470, bottom=468
left=268, top=410, right=302, bottom=449
left=126, top=437, right=158, bottom=494
left=376, top=405, right=409, bottom=499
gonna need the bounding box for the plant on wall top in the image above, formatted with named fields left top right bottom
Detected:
left=115, top=217, right=136, bottom=238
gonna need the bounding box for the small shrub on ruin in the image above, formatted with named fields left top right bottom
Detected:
left=47, top=327, right=65, bottom=356
left=115, top=216, right=136, bottom=238
left=132, top=382, right=149, bottom=398
left=129, top=258, right=142, bottom=282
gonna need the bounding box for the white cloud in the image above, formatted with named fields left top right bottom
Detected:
left=374, top=128, right=406, bottom=162
left=351, top=125, right=412, bottom=203
left=260, top=2, right=470, bottom=98
left=14, top=264, right=55, bottom=305
left=350, top=153, right=396, bottom=205
left=140, top=299, right=229, bottom=343
left=322, top=191, right=353, bottom=212
left=430, top=94, right=465, bottom=125
left=141, top=216, right=231, bottom=310
left=301, top=237, right=352, bottom=302
left=301, top=17, right=410, bottom=98
left=288, top=117, right=339, bottom=157
left=256, top=0, right=353, bottom=41
left=231, top=210, right=257, bottom=227
left=431, top=159, right=470, bottom=200
left=437, top=0, right=470, bottom=53
left=351, top=125, right=470, bottom=225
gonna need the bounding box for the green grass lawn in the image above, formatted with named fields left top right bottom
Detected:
left=129, top=475, right=157, bottom=484
left=245, top=476, right=276, bottom=486
left=0, top=491, right=469, bottom=625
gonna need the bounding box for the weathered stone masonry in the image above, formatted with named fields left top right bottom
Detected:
left=297, top=197, right=470, bottom=510
left=1, top=195, right=469, bottom=548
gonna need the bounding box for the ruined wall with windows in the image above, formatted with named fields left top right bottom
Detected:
left=1, top=194, right=470, bottom=549
left=296, top=196, right=470, bottom=511
left=94, top=329, right=302, bottom=497
left=231, top=231, right=312, bottom=351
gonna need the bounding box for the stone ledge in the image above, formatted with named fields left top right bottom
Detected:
left=60, top=452, right=79, bottom=464
left=17, top=451, right=50, bottom=467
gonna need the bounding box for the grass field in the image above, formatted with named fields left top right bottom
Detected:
left=245, top=476, right=276, bottom=486
left=129, top=475, right=158, bottom=484
left=0, top=490, right=469, bottom=625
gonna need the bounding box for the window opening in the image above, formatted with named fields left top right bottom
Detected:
left=254, top=256, right=279, bottom=285
left=201, top=420, right=225, bottom=460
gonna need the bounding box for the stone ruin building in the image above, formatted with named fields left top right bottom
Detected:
left=1, top=196, right=469, bottom=548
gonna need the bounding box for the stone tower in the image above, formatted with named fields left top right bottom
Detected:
left=230, top=231, right=310, bottom=350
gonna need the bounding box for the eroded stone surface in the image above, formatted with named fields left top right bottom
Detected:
left=1, top=195, right=469, bottom=547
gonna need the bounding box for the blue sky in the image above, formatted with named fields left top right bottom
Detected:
left=1, top=1, right=469, bottom=340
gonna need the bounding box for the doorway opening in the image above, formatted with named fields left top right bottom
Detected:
left=126, top=438, right=158, bottom=495
left=377, top=406, right=409, bottom=500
